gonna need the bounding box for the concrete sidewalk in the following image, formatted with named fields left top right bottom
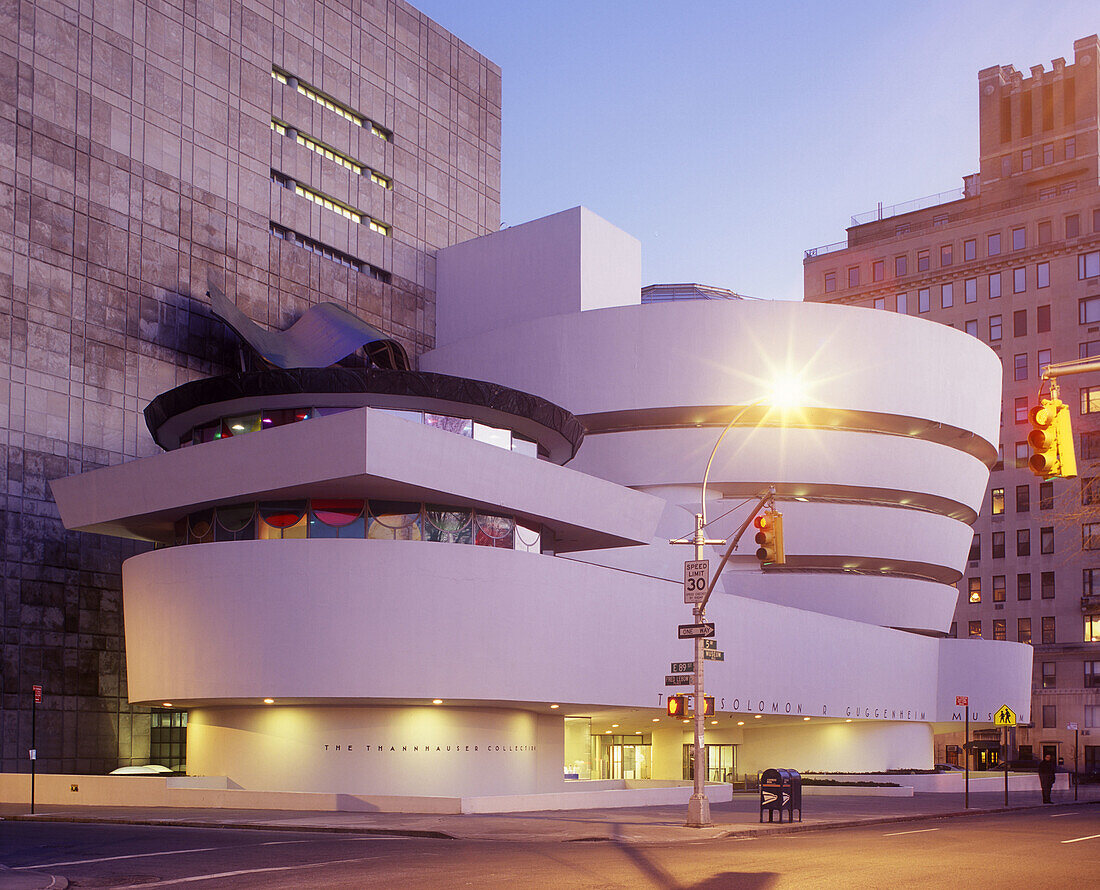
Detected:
left=3, top=787, right=1098, bottom=845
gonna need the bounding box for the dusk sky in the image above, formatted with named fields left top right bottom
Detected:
left=413, top=1, right=1099, bottom=300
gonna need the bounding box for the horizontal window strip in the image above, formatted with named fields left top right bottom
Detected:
left=272, top=67, right=391, bottom=141
left=271, top=119, right=392, bottom=188
left=270, top=169, right=390, bottom=234
left=270, top=222, right=390, bottom=282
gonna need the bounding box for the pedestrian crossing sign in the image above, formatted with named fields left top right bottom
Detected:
left=993, top=704, right=1017, bottom=726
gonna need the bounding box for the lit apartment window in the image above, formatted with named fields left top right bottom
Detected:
left=1086, top=522, right=1100, bottom=549
left=1081, top=295, right=1100, bottom=323
left=1043, top=143, right=1054, bottom=165
left=994, top=575, right=1007, bottom=601
left=1042, top=616, right=1055, bottom=643
left=1079, top=251, right=1100, bottom=280
left=1018, top=574, right=1032, bottom=601
left=824, top=272, right=836, bottom=293
left=1013, top=309, right=1027, bottom=337
left=965, top=319, right=978, bottom=337
left=992, top=531, right=1005, bottom=558
left=1082, top=386, right=1100, bottom=415
left=964, top=239, right=976, bottom=261
left=1015, top=397, right=1028, bottom=423
left=1087, top=615, right=1100, bottom=643
left=896, top=293, right=908, bottom=314
left=968, top=578, right=981, bottom=603
left=1039, top=481, right=1053, bottom=510
left=988, top=232, right=1001, bottom=256
left=941, top=244, right=953, bottom=266
left=969, top=621, right=982, bottom=639
left=1014, top=353, right=1027, bottom=381
left=992, top=488, right=1005, bottom=515
left=872, top=259, right=884, bottom=282
left=993, top=619, right=1006, bottom=641
left=1041, top=526, right=1054, bottom=555
left=1037, top=304, right=1050, bottom=333
left=1018, top=617, right=1031, bottom=643
left=1036, top=262, right=1049, bottom=289
left=918, top=289, right=930, bottom=313
left=1067, top=214, right=1080, bottom=238
left=989, top=272, right=1001, bottom=299
left=964, top=278, right=977, bottom=303
left=990, top=315, right=1002, bottom=340
left=1066, top=136, right=1076, bottom=159
left=1017, top=529, right=1030, bottom=557
left=271, top=67, right=391, bottom=140
left=941, top=283, right=953, bottom=308
left=848, top=267, right=860, bottom=288
left=1042, top=663, right=1056, bottom=688
left=1013, top=268, right=1026, bottom=293
left=895, top=255, right=907, bottom=277
left=1016, top=484, right=1030, bottom=511
left=1038, top=220, right=1052, bottom=244
left=1041, top=572, right=1055, bottom=600
left=917, top=250, right=930, bottom=272
left=1022, top=149, right=1033, bottom=171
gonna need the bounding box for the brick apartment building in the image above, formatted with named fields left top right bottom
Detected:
left=805, top=36, right=1100, bottom=774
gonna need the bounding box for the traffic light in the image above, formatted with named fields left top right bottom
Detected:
left=702, top=695, right=715, bottom=716
left=1027, top=398, right=1078, bottom=479
left=667, top=695, right=687, bottom=718
left=753, top=509, right=785, bottom=566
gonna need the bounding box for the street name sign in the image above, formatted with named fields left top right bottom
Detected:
left=703, top=639, right=718, bottom=651
left=703, top=649, right=725, bottom=661
left=955, top=695, right=968, bottom=707
left=678, top=623, right=715, bottom=639
left=671, top=662, right=695, bottom=673
left=1067, top=722, right=1079, bottom=731
left=684, top=560, right=709, bottom=604
left=665, top=674, right=693, bottom=686
left=993, top=704, right=1017, bottom=726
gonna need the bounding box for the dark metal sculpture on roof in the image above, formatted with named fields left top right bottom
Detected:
left=208, top=278, right=410, bottom=371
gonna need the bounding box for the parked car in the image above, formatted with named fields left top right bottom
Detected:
left=933, top=763, right=964, bottom=771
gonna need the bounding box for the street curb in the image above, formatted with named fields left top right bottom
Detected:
left=0, top=864, right=69, bottom=889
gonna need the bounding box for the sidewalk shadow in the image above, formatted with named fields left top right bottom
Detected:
left=611, top=829, right=778, bottom=890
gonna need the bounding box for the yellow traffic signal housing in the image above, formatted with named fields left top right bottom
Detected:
left=667, top=695, right=687, bottom=718
left=753, top=509, right=785, bottom=566
left=702, top=695, right=715, bottom=716
left=1027, top=398, right=1077, bottom=479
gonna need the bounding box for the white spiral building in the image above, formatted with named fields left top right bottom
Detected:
left=52, top=206, right=1031, bottom=809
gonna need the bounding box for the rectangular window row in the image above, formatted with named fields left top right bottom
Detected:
left=269, top=222, right=389, bottom=281
left=998, top=137, right=1076, bottom=176
left=966, top=571, right=1054, bottom=603
left=272, top=67, right=391, bottom=140
left=271, top=119, right=391, bottom=187
left=271, top=169, right=390, bottom=234
left=968, top=615, right=1055, bottom=643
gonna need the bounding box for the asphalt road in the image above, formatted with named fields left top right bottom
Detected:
left=2, top=806, right=1098, bottom=889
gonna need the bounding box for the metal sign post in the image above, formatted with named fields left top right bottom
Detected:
left=993, top=704, right=1017, bottom=806
left=31, top=684, right=41, bottom=815
left=956, top=695, right=969, bottom=809
left=1068, top=723, right=1080, bottom=801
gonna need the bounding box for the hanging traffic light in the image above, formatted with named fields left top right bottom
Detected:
left=667, top=695, right=688, bottom=718
left=753, top=509, right=785, bottom=566
left=1028, top=398, right=1077, bottom=479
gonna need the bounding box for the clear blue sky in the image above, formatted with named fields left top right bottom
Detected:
left=413, top=1, right=1099, bottom=300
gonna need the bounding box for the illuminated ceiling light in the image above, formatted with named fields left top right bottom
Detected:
left=611, top=724, right=619, bottom=728
left=162, top=702, right=172, bottom=707
left=263, top=698, right=275, bottom=704
left=737, top=721, right=745, bottom=726
left=432, top=699, right=443, bottom=705
left=550, top=704, right=559, bottom=709
left=231, top=424, right=246, bottom=431
left=710, top=720, right=718, bottom=725
left=635, top=731, right=642, bottom=734
left=846, top=719, right=853, bottom=723
left=803, top=717, right=811, bottom=721
left=605, top=730, right=612, bottom=734
left=754, top=715, right=763, bottom=719
left=682, top=719, right=690, bottom=724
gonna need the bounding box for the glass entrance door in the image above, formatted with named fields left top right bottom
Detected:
left=683, top=744, right=736, bottom=782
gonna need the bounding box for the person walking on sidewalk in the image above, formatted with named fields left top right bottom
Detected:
left=1038, top=753, right=1056, bottom=804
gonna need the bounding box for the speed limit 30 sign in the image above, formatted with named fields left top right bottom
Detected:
left=684, top=560, right=709, bottom=604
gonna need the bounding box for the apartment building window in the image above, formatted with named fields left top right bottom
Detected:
left=1042, top=616, right=1055, bottom=643
left=1014, top=353, right=1027, bottom=381
left=964, top=278, right=977, bottom=303
left=1042, top=705, right=1056, bottom=728
left=1017, top=530, right=1030, bottom=557
left=1038, top=349, right=1051, bottom=375
left=964, top=239, right=976, bottom=261
left=1087, top=523, right=1100, bottom=549
left=1040, top=187, right=1056, bottom=203
left=1083, top=477, right=1099, bottom=506
left=1066, top=136, right=1076, bottom=160
left=1013, top=226, right=1026, bottom=250
left=969, top=535, right=981, bottom=561
left=895, top=255, right=907, bottom=277
left=992, top=619, right=1006, bottom=640
left=1042, top=662, right=1056, bottom=688
left=1013, top=268, right=1026, bottom=293
left=1067, top=214, right=1080, bottom=238
left=1082, top=386, right=1100, bottom=414
left=1095, top=209, right=1100, bottom=233
left=1014, top=442, right=1028, bottom=468
left=989, top=272, right=1002, bottom=299
left=992, top=531, right=1005, bottom=558
left=1041, top=572, right=1055, bottom=600
left=941, top=244, right=953, bottom=266
left=1038, top=220, right=1052, bottom=244
left=1016, top=484, right=1030, bottom=511
left=1018, top=617, right=1032, bottom=643
left=1086, top=661, right=1100, bottom=687
left=941, top=283, right=953, bottom=308
left=1018, top=573, right=1031, bottom=601
left=988, top=233, right=1001, bottom=256
left=1037, top=304, right=1050, bottom=333
left=873, top=298, right=885, bottom=310
left=990, top=315, right=1002, bottom=340
left=933, top=214, right=949, bottom=227
left=969, top=621, right=982, bottom=638
left=1022, top=150, right=1033, bottom=171
left=1082, top=296, right=1100, bottom=324
left=824, top=272, right=836, bottom=293
left=1013, top=309, right=1027, bottom=337
left=968, top=578, right=981, bottom=603
left=1040, top=481, right=1053, bottom=509
left=992, top=488, right=1005, bottom=514
left=1085, top=568, right=1100, bottom=596
left=1079, top=252, right=1100, bottom=280
left=1042, top=143, right=1054, bottom=165
left=1037, top=262, right=1049, bottom=289
left=848, top=267, right=860, bottom=288
left=872, top=259, right=884, bottom=282
left=1015, top=397, right=1028, bottom=423
left=965, top=319, right=978, bottom=337
left=895, top=224, right=911, bottom=236
left=1087, top=615, right=1100, bottom=643
left=1040, top=526, right=1053, bottom=554
left=993, top=575, right=1006, bottom=601
left=897, top=293, right=908, bottom=314
left=919, top=289, right=930, bottom=313
left=1001, top=155, right=1012, bottom=177
left=918, top=250, right=930, bottom=272
left=1084, top=432, right=1100, bottom=459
